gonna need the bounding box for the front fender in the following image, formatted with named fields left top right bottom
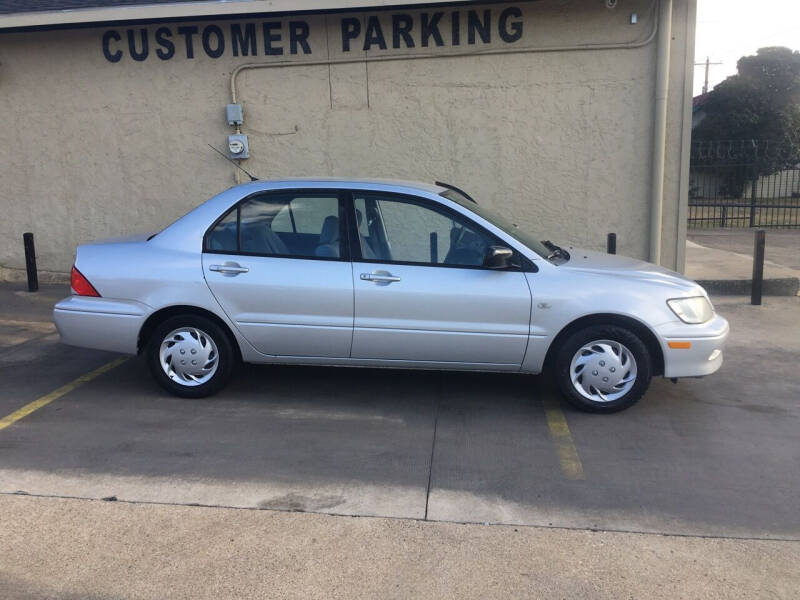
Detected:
left=521, top=270, right=677, bottom=373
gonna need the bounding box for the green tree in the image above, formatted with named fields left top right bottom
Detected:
left=693, top=47, right=800, bottom=195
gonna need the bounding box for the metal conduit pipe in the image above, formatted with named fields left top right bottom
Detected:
left=649, top=0, right=672, bottom=265
left=230, top=0, right=659, bottom=104
left=674, top=0, right=695, bottom=272
left=226, top=0, right=665, bottom=208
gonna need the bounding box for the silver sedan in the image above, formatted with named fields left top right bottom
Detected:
left=53, top=179, right=729, bottom=412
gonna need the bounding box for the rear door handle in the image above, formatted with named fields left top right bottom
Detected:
left=360, top=272, right=401, bottom=283
left=209, top=263, right=249, bottom=275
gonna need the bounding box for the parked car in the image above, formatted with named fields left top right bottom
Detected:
left=53, top=179, right=729, bottom=412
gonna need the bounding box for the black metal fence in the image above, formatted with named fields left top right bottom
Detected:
left=688, top=140, right=800, bottom=228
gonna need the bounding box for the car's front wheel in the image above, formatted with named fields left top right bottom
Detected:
left=146, top=315, right=235, bottom=398
left=554, top=324, right=652, bottom=413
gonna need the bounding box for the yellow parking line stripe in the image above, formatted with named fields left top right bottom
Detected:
left=543, top=395, right=585, bottom=481
left=0, top=357, right=128, bottom=432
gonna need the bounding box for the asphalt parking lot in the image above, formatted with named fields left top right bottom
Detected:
left=1, top=283, right=799, bottom=542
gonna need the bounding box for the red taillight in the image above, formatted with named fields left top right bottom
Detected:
left=70, top=266, right=100, bottom=297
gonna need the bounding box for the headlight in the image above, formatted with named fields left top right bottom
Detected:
left=667, top=296, right=714, bottom=324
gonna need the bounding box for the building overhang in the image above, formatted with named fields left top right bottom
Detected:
left=0, top=0, right=504, bottom=32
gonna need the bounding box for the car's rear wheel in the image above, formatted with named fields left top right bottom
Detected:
left=146, top=315, right=234, bottom=398
left=554, top=325, right=652, bottom=413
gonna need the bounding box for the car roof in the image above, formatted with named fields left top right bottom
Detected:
left=230, top=177, right=448, bottom=196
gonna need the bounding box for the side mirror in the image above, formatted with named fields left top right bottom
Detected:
left=484, top=245, right=514, bottom=269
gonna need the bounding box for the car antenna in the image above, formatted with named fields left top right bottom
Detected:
left=207, top=144, right=259, bottom=181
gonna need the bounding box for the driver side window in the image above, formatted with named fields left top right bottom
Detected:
left=353, top=193, right=500, bottom=267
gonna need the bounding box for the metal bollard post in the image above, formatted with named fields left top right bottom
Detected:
left=751, top=229, right=765, bottom=306
left=23, top=232, right=39, bottom=292
left=607, top=233, right=617, bottom=255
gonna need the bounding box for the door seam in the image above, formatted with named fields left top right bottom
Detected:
left=519, top=272, right=535, bottom=371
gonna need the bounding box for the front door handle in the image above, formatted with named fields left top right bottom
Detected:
left=209, top=263, right=249, bottom=275
left=360, top=272, right=401, bottom=283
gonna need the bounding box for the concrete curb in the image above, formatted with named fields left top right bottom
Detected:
left=0, top=265, right=69, bottom=285
left=696, top=278, right=800, bottom=297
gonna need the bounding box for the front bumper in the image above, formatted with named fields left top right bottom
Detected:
left=53, top=296, right=150, bottom=355
left=656, top=313, right=730, bottom=378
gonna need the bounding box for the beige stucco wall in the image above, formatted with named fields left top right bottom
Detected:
left=0, top=0, right=695, bottom=278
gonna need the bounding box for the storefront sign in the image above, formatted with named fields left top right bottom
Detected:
left=101, top=7, right=524, bottom=62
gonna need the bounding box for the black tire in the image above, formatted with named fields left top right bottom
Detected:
left=146, top=314, right=235, bottom=398
left=554, top=324, right=652, bottom=413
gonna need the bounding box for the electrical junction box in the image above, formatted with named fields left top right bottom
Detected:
left=227, top=134, right=249, bottom=159
left=226, top=103, right=244, bottom=126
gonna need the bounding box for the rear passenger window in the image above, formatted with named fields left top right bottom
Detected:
left=205, top=209, right=237, bottom=252
left=205, top=191, right=343, bottom=259
left=271, top=196, right=339, bottom=235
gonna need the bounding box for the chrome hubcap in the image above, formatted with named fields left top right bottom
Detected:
left=159, top=327, right=219, bottom=387
left=569, top=339, right=637, bottom=403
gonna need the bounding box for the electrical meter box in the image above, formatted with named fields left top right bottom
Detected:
left=226, top=104, right=244, bottom=126
left=227, top=134, right=249, bottom=159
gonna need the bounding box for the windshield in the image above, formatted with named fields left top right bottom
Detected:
left=440, top=189, right=555, bottom=260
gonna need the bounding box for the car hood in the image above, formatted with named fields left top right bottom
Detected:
left=558, top=248, right=703, bottom=294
